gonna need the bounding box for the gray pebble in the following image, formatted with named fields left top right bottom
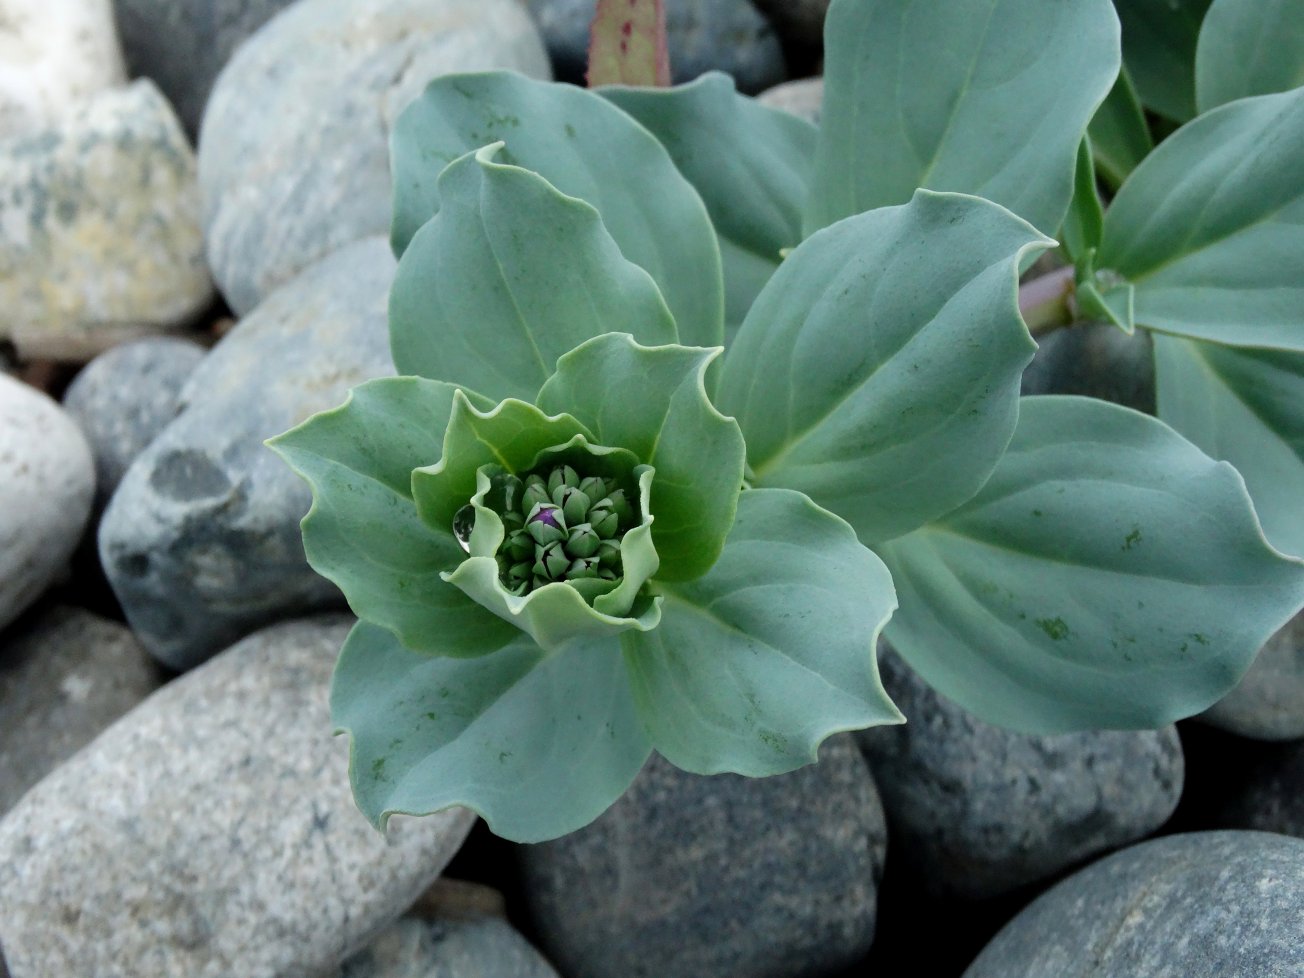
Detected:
left=1020, top=320, right=1156, bottom=413
left=519, top=736, right=884, bottom=978
left=964, top=831, right=1304, bottom=978
left=757, top=76, right=823, bottom=125
left=98, top=237, right=396, bottom=671
left=857, top=645, right=1183, bottom=900
left=0, top=616, right=475, bottom=978
left=63, top=337, right=206, bottom=499
left=525, top=0, right=787, bottom=94
left=0, top=606, right=159, bottom=816
left=0, top=80, right=213, bottom=361
left=1200, top=611, right=1304, bottom=741
left=114, top=0, right=299, bottom=137
left=340, top=915, right=559, bottom=978
left=199, top=0, right=550, bottom=314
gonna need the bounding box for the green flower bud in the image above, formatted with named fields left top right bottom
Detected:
left=533, top=540, right=570, bottom=581
left=522, top=475, right=550, bottom=512
left=588, top=501, right=619, bottom=538
left=526, top=504, right=567, bottom=545
left=578, top=476, right=607, bottom=500
left=567, top=556, right=601, bottom=579
left=566, top=523, right=601, bottom=558
left=504, top=528, right=534, bottom=562
left=500, top=509, right=525, bottom=533
left=547, top=465, right=579, bottom=496
left=605, top=489, right=634, bottom=526
left=556, top=487, right=591, bottom=526
left=505, top=560, right=532, bottom=594
left=596, top=539, right=621, bottom=568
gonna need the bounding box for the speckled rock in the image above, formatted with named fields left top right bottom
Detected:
left=0, top=616, right=475, bottom=978
left=98, top=237, right=396, bottom=671
left=757, top=76, right=823, bottom=125
left=857, top=646, right=1183, bottom=900
left=964, top=832, right=1304, bottom=978
left=525, top=0, right=786, bottom=94
left=63, top=337, right=206, bottom=499
left=0, top=79, right=212, bottom=360
left=1200, top=611, right=1304, bottom=741
left=519, top=736, right=884, bottom=978
left=114, top=0, right=298, bottom=136
left=0, top=606, right=159, bottom=815
left=1020, top=320, right=1156, bottom=413
left=0, top=375, right=94, bottom=631
left=751, top=0, right=828, bottom=48
left=0, top=0, right=126, bottom=137
left=199, top=0, right=550, bottom=315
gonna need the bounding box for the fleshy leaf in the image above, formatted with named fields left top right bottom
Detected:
left=718, top=190, right=1052, bottom=545
left=390, top=71, right=723, bottom=349
left=390, top=144, right=677, bottom=401
left=412, top=393, right=594, bottom=534
left=537, top=334, right=745, bottom=581
left=1114, top=0, right=1213, bottom=122
left=1088, top=66, right=1154, bottom=190
left=266, top=378, right=516, bottom=656
left=876, top=395, right=1304, bottom=733
left=805, top=0, right=1119, bottom=237
left=1196, top=0, right=1304, bottom=112
left=600, top=74, right=817, bottom=339
left=333, top=620, right=651, bottom=843
left=1061, top=137, right=1104, bottom=263
left=1155, top=336, right=1304, bottom=557
left=623, top=488, right=901, bottom=775
left=586, top=0, right=671, bottom=88
left=1096, top=86, right=1304, bottom=352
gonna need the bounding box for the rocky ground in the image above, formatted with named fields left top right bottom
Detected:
left=1, top=0, right=1302, bottom=975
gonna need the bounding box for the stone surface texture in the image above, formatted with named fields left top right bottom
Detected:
left=199, top=0, right=550, bottom=315
left=0, top=79, right=213, bottom=360
left=757, top=76, right=823, bottom=125
left=0, top=0, right=126, bottom=137
left=98, top=237, right=396, bottom=671
left=114, top=0, right=299, bottom=136
left=964, top=831, right=1304, bottom=978
left=339, top=915, right=559, bottom=978
left=519, top=736, right=885, bottom=978
left=1201, top=611, right=1304, bottom=740
left=0, top=616, right=475, bottom=978
left=857, top=646, right=1183, bottom=900
left=0, top=606, right=159, bottom=816
left=526, top=0, right=786, bottom=94
left=63, top=337, right=207, bottom=499
left=1020, top=320, right=1156, bottom=413
left=0, top=375, right=94, bottom=631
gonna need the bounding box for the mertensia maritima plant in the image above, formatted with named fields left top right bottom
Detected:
left=269, top=0, right=1304, bottom=842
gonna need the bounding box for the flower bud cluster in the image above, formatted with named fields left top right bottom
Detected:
left=471, top=464, right=636, bottom=595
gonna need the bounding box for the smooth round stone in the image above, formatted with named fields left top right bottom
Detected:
left=757, top=76, right=823, bottom=125
left=340, top=908, right=559, bottom=978
left=0, top=375, right=94, bottom=631
left=0, top=606, right=159, bottom=816
left=519, top=736, right=885, bottom=978
left=1200, top=611, right=1304, bottom=740
left=63, top=337, right=206, bottom=499
left=751, top=0, right=829, bottom=48
left=1020, top=320, right=1156, bottom=413
left=964, top=832, right=1304, bottom=978
left=0, top=79, right=213, bottom=361
left=199, top=0, right=550, bottom=315
left=525, top=0, right=786, bottom=94
left=857, top=646, right=1183, bottom=900
left=114, top=0, right=298, bottom=137
left=0, top=616, right=475, bottom=978
left=98, top=237, right=396, bottom=671
left=0, top=0, right=126, bottom=137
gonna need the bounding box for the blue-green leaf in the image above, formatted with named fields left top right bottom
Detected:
left=390, top=144, right=677, bottom=401
left=718, top=189, right=1052, bottom=545
left=333, top=620, right=651, bottom=843
left=1195, top=0, right=1304, bottom=113
left=1062, top=137, right=1105, bottom=263
left=537, top=334, right=745, bottom=581
left=600, top=73, right=817, bottom=339
left=805, top=0, right=1119, bottom=236
left=623, top=488, right=901, bottom=775
left=1088, top=66, right=1154, bottom=190
left=390, top=71, right=723, bottom=349
left=1097, top=86, right=1304, bottom=352
left=1155, top=336, right=1304, bottom=557
left=876, top=395, right=1304, bottom=733
left=1114, top=0, right=1213, bottom=122
left=266, top=378, right=516, bottom=657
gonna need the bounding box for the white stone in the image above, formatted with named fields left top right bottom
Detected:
left=0, top=79, right=213, bottom=360
left=0, top=373, right=94, bottom=631
left=0, top=0, right=127, bottom=137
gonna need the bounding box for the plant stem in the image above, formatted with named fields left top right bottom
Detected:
left=1018, top=266, right=1076, bottom=336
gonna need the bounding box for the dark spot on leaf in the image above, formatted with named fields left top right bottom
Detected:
left=1122, top=526, right=1142, bottom=550
left=1035, top=617, right=1070, bottom=641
